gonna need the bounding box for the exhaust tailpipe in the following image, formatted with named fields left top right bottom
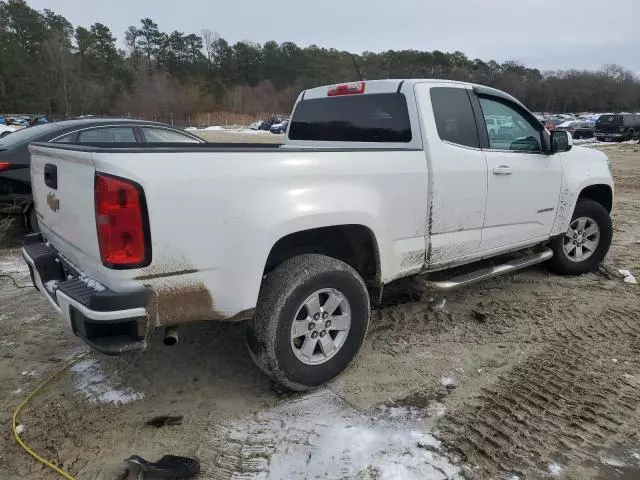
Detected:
left=163, top=326, right=179, bottom=346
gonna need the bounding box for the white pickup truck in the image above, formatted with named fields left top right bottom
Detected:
left=23, top=79, right=613, bottom=390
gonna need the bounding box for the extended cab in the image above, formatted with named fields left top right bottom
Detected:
left=23, top=80, right=614, bottom=390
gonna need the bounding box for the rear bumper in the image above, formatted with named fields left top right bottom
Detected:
left=22, top=233, right=150, bottom=355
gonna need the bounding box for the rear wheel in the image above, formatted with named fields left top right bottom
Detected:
left=548, top=199, right=612, bottom=275
left=247, top=254, right=369, bottom=391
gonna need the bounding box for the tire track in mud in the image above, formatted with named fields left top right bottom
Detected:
left=369, top=288, right=640, bottom=352
left=371, top=279, right=640, bottom=477
left=439, top=337, right=640, bottom=478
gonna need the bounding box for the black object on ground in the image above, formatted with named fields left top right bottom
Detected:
left=146, top=415, right=183, bottom=428
left=125, top=455, right=200, bottom=479
left=472, top=309, right=488, bottom=322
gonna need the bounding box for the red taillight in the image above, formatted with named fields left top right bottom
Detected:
left=0, top=162, right=10, bottom=171
left=95, top=173, right=150, bottom=268
left=327, top=82, right=366, bottom=96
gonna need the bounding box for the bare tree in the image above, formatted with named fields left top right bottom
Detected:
left=201, top=28, right=213, bottom=65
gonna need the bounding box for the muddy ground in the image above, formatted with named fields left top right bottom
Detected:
left=0, top=143, right=639, bottom=479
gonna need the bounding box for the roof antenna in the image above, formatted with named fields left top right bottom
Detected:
left=350, top=53, right=364, bottom=81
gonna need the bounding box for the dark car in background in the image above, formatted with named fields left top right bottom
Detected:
left=556, top=120, right=595, bottom=139
left=0, top=118, right=203, bottom=231
left=544, top=118, right=565, bottom=131
left=595, top=114, right=640, bottom=142
left=270, top=119, right=289, bottom=134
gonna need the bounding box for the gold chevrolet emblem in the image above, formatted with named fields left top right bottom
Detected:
left=47, top=192, right=60, bottom=212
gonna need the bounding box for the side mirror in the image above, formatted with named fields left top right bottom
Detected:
left=551, top=130, right=572, bottom=153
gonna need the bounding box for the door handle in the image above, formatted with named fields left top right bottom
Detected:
left=493, top=165, right=513, bottom=175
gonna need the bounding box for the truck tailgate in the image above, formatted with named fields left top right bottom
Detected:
left=29, top=145, right=101, bottom=272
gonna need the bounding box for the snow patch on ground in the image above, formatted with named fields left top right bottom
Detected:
left=600, top=456, right=626, bottom=467
left=70, top=358, right=143, bottom=405
left=78, top=275, right=106, bottom=292
left=426, top=401, right=446, bottom=417
left=216, top=389, right=462, bottom=479
left=440, top=376, right=457, bottom=388
left=191, top=125, right=274, bottom=134
left=0, top=254, right=29, bottom=275
left=618, top=269, right=637, bottom=285
left=548, top=462, right=562, bottom=476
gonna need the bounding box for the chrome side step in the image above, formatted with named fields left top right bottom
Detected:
left=425, top=249, right=553, bottom=291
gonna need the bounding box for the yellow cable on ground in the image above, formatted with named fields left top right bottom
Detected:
left=12, top=352, right=88, bottom=480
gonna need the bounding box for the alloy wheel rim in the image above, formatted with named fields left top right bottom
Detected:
left=563, top=216, right=600, bottom=262
left=290, top=288, right=351, bottom=365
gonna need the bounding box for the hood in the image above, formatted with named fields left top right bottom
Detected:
left=567, top=145, right=612, bottom=176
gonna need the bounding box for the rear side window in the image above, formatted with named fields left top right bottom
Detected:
left=430, top=87, right=480, bottom=148
left=53, top=133, right=76, bottom=143
left=77, top=127, right=136, bottom=143
left=141, top=127, right=200, bottom=143
left=288, top=93, right=411, bottom=143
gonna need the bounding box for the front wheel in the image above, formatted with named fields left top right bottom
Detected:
left=247, top=254, right=369, bottom=391
left=548, top=199, right=612, bottom=275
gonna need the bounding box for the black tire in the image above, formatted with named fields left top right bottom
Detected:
left=548, top=199, right=612, bottom=275
left=247, top=254, right=369, bottom=391
left=573, top=133, right=581, bottom=140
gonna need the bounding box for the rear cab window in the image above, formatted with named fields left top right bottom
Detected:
left=288, top=93, right=412, bottom=143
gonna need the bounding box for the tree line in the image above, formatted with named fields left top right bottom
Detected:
left=1, top=0, right=639, bottom=122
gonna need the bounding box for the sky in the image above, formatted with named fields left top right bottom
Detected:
left=27, top=0, right=640, bottom=73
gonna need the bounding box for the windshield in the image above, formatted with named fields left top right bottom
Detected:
left=597, top=115, right=623, bottom=125
left=0, top=123, right=62, bottom=149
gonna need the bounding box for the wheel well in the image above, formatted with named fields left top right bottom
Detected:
left=578, top=185, right=612, bottom=212
left=264, top=225, right=380, bottom=292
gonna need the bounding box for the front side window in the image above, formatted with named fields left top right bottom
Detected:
left=77, top=127, right=136, bottom=143
left=430, top=87, right=479, bottom=148
left=479, top=97, right=542, bottom=152
left=141, top=127, right=200, bottom=143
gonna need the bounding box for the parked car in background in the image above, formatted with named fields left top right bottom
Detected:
left=0, top=124, right=19, bottom=137
left=0, top=118, right=204, bottom=231
left=29, top=116, right=49, bottom=126
left=556, top=121, right=595, bottom=139
left=485, top=117, right=499, bottom=137
left=270, top=119, right=289, bottom=134
left=250, top=120, right=270, bottom=131
left=5, top=116, right=31, bottom=127
left=595, top=114, right=640, bottom=142
left=544, top=118, right=565, bottom=131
